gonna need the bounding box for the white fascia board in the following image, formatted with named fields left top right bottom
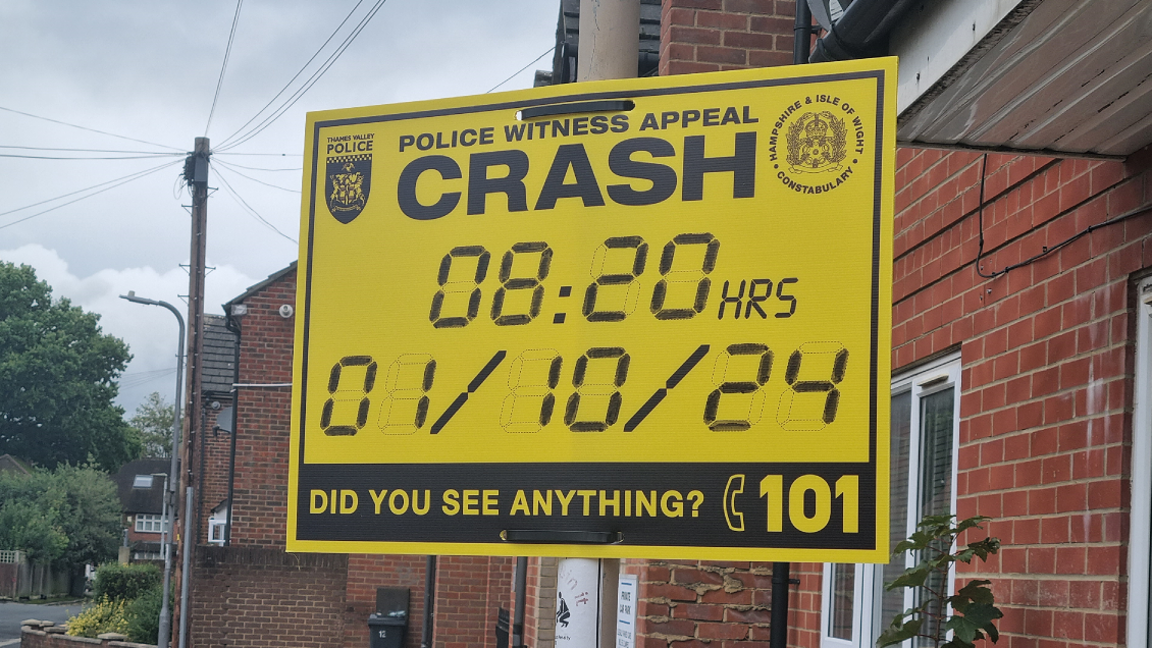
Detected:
left=891, top=0, right=1025, bottom=115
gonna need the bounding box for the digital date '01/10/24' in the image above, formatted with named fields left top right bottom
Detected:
left=315, top=231, right=851, bottom=439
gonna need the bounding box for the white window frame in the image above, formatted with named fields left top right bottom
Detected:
left=134, top=513, right=168, bottom=534
left=820, top=352, right=960, bottom=648
left=208, top=519, right=227, bottom=545
left=1128, top=278, right=1152, bottom=648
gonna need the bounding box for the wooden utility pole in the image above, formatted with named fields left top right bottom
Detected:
left=174, top=136, right=209, bottom=648
left=554, top=3, right=640, bottom=647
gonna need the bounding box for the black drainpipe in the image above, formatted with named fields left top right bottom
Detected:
left=771, top=6, right=815, bottom=648
left=809, top=0, right=919, bottom=63
left=223, top=306, right=241, bottom=546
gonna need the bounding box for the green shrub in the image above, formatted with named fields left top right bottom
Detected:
left=126, top=584, right=163, bottom=644
left=66, top=597, right=129, bottom=638
left=93, top=562, right=161, bottom=601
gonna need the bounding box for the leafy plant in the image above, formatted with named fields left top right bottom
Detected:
left=66, top=596, right=130, bottom=638
left=877, top=514, right=1002, bottom=648
left=93, top=562, right=161, bottom=601
left=0, top=464, right=121, bottom=568
left=125, top=584, right=164, bottom=644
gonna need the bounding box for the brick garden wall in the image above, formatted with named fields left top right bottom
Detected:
left=190, top=545, right=348, bottom=648
left=344, top=554, right=428, bottom=648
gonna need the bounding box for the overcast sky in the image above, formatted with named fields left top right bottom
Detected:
left=0, top=0, right=558, bottom=415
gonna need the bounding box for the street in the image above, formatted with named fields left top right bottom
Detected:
left=0, top=601, right=83, bottom=647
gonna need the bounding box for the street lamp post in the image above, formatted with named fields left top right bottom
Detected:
left=120, top=291, right=184, bottom=648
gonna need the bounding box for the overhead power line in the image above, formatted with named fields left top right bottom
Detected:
left=0, top=145, right=180, bottom=155
left=213, top=165, right=299, bottom=244
left=487, top=45, right=556, bottom=93
left=215, top=0, right=389, bottom=152
left=0, top=159, right=182, bottom=231
left=214, top=152, right=302, bottom=157
left=211, top=160, right=302, bottom=172
left=0, top=153, right=182, bottom=161
left=205, top=0, right=245, bottom=136
left=0, top=105, right=183, bottom=151
left=214, top=159, right=300, bottom=193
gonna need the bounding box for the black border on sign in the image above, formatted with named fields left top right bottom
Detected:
left=296, top=69, right=888, bottom=550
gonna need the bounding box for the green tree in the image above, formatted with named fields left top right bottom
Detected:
left=0, top=262, right=140, bottom=471
left=129, top=392, right=175, bottom=458
left=0, top=465, right=121, bottom=567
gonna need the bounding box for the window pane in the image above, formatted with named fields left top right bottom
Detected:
left=919, top=388, right=954, bottom=519
left=879, top=391, right=912, bottom=630
left=829, top=564, right=855, bottom=640
left=915, top=387, right=955, bottom=648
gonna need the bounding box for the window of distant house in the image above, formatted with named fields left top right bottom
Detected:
left=208, top=520, right=226, bottom=545
left=135, top=514, right=167, bottom=533
left=132, top=475, right=154, bottom=489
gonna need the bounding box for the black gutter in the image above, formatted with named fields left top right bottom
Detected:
left=809, top=0, right=920, bottom=63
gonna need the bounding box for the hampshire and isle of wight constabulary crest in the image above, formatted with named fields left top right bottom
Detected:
left=325, top=154, right=372, bottom=224
left=786, top=111, right=848, bottom=174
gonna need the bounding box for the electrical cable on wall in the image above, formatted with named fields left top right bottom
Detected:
left=975, top=152, right=1152, bottom=280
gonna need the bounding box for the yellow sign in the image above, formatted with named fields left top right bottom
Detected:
left=288, top=59, right=895, bottom=562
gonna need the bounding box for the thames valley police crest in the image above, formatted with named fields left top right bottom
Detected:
left=324, top=132, right=374, bottom=224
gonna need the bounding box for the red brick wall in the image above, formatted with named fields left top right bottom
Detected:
left=660, top=0, right=795, bottom=76
left=624, top=560, right=820, bottom=648
left=197, top=401, right=234, bottom=544
left=432, top=555, right=515, bottom=648
left=524, top=556, right=558, bottom=648
left=893, top=147, right=1152, bottom=647
left=344, top=554, right=428, bottom=648
left=190, top=545, right=348, bottom=648
left=227, top=272, right=296, bottom=548
left=656, top=3, right=1152, bottom=646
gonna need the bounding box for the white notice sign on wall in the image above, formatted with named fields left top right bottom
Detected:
left=616, top=575, right=638, bottom=648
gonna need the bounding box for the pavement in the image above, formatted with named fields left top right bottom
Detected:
left=0, top=600, right=85, bottom=647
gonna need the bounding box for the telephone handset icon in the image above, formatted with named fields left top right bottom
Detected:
left=724, top=474, right=745, bottom=532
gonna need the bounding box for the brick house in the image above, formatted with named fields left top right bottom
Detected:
left=618, top=2, right=1152, bottom=648
left=185, top=264, right=514, bottom=648
left=111, top=458, right=170, bottom=563
left=182, top=2, right=1152, bottom=648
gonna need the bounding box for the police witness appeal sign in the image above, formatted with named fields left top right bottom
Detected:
left=288, top=59, right=897, bottom=562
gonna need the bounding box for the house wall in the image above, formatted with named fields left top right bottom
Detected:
left=197, top=400, right=235, bottom=545
left=892, top=148, right=1151, bottom=646
left=650, top=2, right=1152, bottom=647
left=659, top=0, right=795, bottom=76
